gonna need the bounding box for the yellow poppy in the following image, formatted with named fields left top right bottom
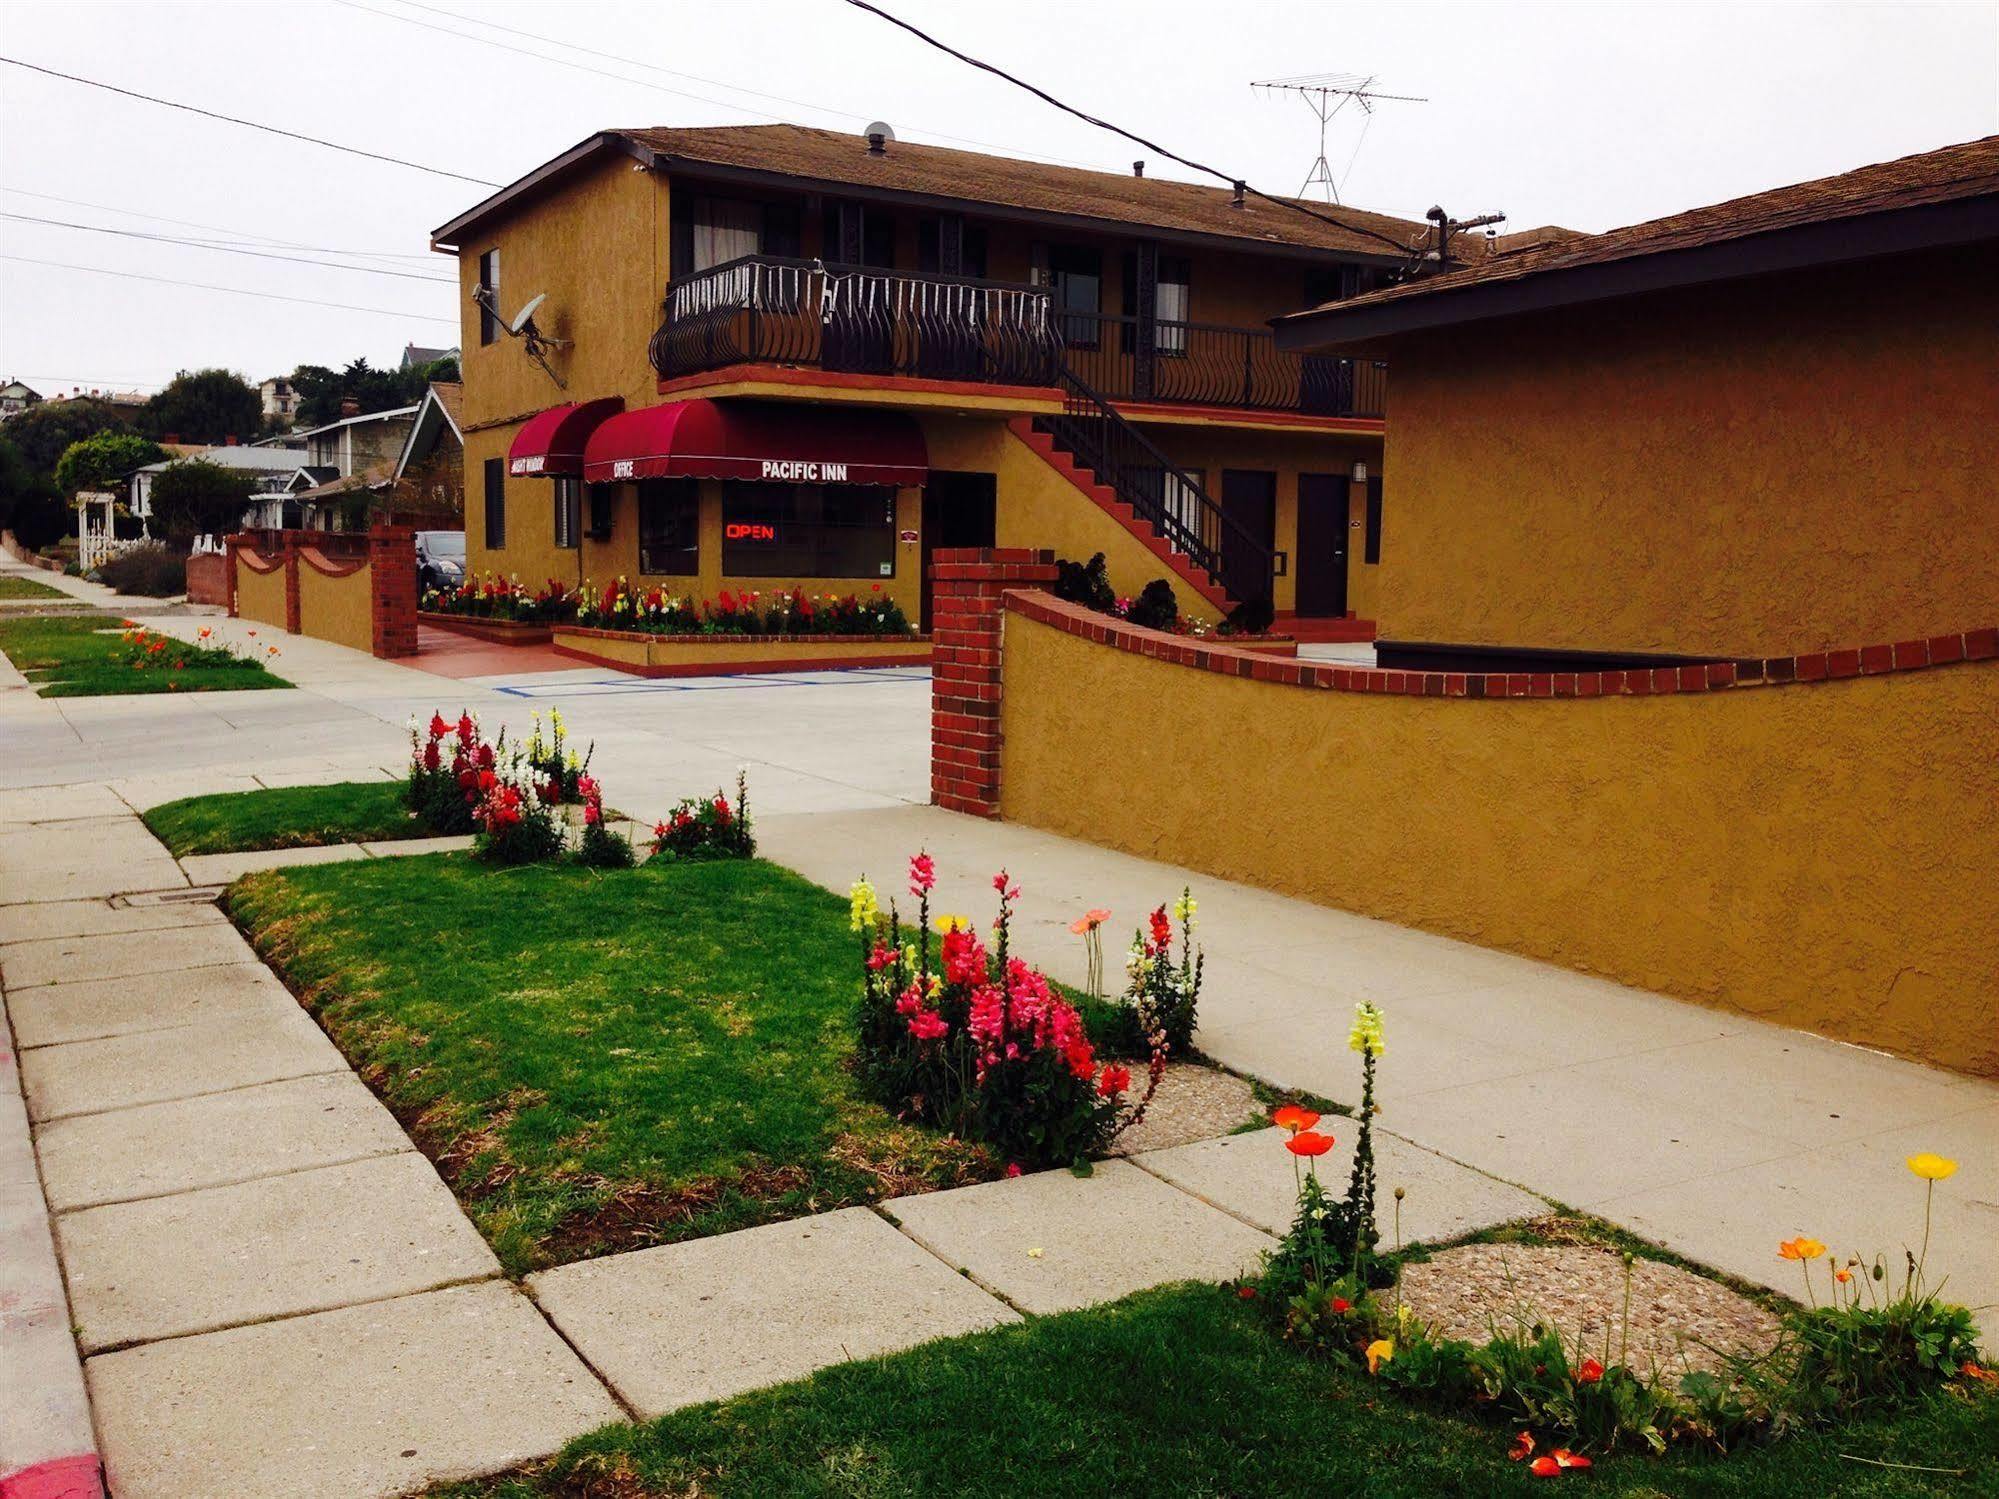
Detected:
left=1906, top=1153, right=1958, bottom=1182
left=1365, top=1338, right=1394, bottom=1375
left=1777, top=1236, right=1827, bottom=1261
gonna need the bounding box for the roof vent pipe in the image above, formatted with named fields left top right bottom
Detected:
left=866, top=131, right=886, bottom=156
left=1132, top=161, right=1144, bottom=177
left=1230, top=180, right=1246, bottom=209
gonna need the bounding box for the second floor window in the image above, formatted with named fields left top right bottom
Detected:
left=692, top=197, right=760, bottom=272
left=1044, top=245, right=1102, bottom=349
left=1121, top=251, right=1192, bottom=355
left=478, top=248, right=500, bottom=345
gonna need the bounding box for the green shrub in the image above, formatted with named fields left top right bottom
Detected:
left=98, top=542, right=187, bottom=596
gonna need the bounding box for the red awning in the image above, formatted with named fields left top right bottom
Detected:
left=508, top=397, right=624, bottom=478
left=581, top=399, right=928, bottom=488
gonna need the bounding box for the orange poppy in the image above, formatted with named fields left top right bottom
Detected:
left=1286, top=1130, right=1334, bottom=1157
left=1777, top=1236, right=1826, bottom=1261
left=1509, top=1432, right=1535, bottom=1463
left=1576, top=1357, right=1604, bottom=1384
left=1272, top=1105, right=1321, bottom=1134
left=1529, top=1456, right=1561, bottom=1477
left=1551, top=1450, right=1592, bottom=1471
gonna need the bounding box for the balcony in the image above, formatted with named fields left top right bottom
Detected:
left=650, top=255, right=1385, bottom=420
left=650, top=256, right=1062, bottom=389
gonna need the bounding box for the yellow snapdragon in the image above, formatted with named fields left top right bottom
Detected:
left=1349, top=1001, right=1386, bottom=1058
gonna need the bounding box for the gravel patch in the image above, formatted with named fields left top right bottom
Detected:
left=1398, top=1239, right=1784, bottom=1377
left=1111, top=1063, right=1261, bottom=1155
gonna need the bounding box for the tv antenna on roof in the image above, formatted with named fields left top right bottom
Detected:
left=473, top=286, right=571, bottom=390
left=1252, top=73, right=1427, bottom=203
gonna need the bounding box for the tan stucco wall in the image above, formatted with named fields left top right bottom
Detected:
left=998, top=610, right=1999, bottom=1077
left=295, top=558, right=374, bottom=655
left=1375, top=244, right=1999, bottom=655
left=234, top=559, right=286, bottom=631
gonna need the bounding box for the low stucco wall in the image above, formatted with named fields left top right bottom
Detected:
left=295, top=553, right=374, bottom=655
left=234, top=554, right=286, bottom=631
left=552, top=626, right=930, bottom=677
left=997, top=605, right=1999, bottom=1077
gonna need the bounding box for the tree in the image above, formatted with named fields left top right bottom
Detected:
left=291, top=355, right=457, bottom=428
left=0, top=434, right=67, bottom=549
left=139, top=368, right=262, bottom=445
left=145, top=458, right=257, bottom=544
left=54, top=431, right=164, bottom=496
left=1, top=398, right=130, bottom=475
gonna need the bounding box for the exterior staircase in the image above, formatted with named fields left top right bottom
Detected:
left=1019, top=369, right=1278, bottom=616
left=1007, top=420, right=1237, bottom=615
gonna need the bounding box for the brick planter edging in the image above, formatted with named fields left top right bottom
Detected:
left=1004, top=589, right=1999, bottom=699
left=418, top=612, right=557, bottom=646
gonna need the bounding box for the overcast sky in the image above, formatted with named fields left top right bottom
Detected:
left=1, top=0, right=1993, bottom=396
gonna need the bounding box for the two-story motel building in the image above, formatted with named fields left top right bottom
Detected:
left=431, top=124, right=1463, bottom=633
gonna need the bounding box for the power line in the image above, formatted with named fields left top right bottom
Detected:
left=0, top=186, right=439, bottom=262
left=0, top=255, right=457, bottom=324
left=0, top=55, right=501, bottom=188
left=835, top=0, right=1425, bottom=259
left=1, top=212, right=458, bottom=283
left=376, top=0, right=1104, bottom=170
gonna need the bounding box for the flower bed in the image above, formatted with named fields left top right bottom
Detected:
left=576, top=579, right=913, bottom=637
left=421, top=574, right=577, bottom=624
left=1247, top=1004, right=1989, bottom=1471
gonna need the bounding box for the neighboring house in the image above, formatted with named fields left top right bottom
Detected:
left=401, top=343, right=459, bottom=371
left=386, top=381, right=464, bottom=524
left=46, top=386, right=150, bottom=418
left=431, top=124, right=1475, bottom=632
left=1273, top=134, right=1999, bottom=669
left=0, top=379, right=42, bottom=417
left=129, top=443, right=302, bottom=533
left=280, top=400, right=422, bottom=529
left=259, top=376, right=301, bottom=427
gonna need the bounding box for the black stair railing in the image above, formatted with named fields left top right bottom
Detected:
left=1039, top=367, right=1277, bottom=610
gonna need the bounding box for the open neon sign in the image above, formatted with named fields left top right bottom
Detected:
left=726, top=522, right=777, bottom=541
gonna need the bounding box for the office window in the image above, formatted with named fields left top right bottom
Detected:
left=482, top=457, right=505, bottom=549
left=638, top=479, right=699, bottom=576
left=1364, top=473, right=1384, bottom=565
left=553, top=477, right=581, bottom=549
left=720, top=482, right=895, bottom=578
left=477, top=248, right=500, bottom=345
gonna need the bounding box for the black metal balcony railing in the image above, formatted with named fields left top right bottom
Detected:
left=651, top=257, right=1386, bottom=420
left=650, top=256, right=1063, bottom=388
left=1059, top=312, right=1385, bottom=419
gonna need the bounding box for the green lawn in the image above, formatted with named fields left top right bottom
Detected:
left=0, top=613, right=289, bottom=696
left=438, top=1283, right=1998, bottom=1499
left=0, top=574, right=66, bottom=600
left=145, top=780, right=427, bottom=856
left=229, top=856, right=990, bottom=1273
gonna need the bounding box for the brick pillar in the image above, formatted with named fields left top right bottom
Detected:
left=223, top=532, right=245, bottom=618
left=368, top=523, right=418, bottom=658
left=929, top=547, right=1058, bottom=818
left=280, top=533, right=302, bottom=634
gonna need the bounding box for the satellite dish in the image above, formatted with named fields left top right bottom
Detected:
left=864, top=120, right=896, bottom=142
left=508, top=292, right=547, bottom=335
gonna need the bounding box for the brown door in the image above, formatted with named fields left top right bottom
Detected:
left=1294, top=472, right=1349, bottom=617
left=1219, top=469, right=1277, bottom=608
left=920, top=471, right=997, bottom=630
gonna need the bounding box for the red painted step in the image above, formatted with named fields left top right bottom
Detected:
left=1274, top=611, right=1379, bottom=643
left=1007, top=419, right=1237, bottom=614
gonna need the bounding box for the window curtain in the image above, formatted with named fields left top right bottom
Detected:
left=691, top=198, right=761, bottom=272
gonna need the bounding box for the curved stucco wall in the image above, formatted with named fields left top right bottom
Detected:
left=998, top=609, right=1999, bottom=1077
left=234, top=556, right=286, bottom=632
left=1376, top=244, right=1999, bottom=656
left=295, top=556, right=374, bottom=655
